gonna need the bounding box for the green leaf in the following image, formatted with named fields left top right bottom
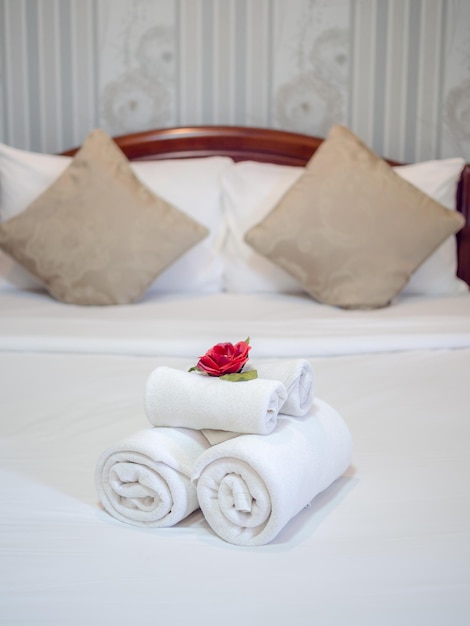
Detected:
left=220, top=370, right=258, bottom=382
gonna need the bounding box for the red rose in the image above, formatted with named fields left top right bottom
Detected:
left=195, top=339, right=251, bottom=377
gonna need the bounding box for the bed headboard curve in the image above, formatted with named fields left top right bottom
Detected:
left=110, top=125, right=324, bottom=167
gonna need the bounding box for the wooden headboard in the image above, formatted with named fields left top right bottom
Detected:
left=64, top=125, right=470, bottom=287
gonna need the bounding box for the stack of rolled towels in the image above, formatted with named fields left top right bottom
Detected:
left=95, top=359, right=352, bottom=546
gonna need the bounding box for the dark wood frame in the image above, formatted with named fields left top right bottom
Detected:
left=64, top=125, right=470, bottom=287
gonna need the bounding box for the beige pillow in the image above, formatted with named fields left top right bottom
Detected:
left=0, top=129, right=208, bottom=305
left=245, top=125, right=465, bottom=309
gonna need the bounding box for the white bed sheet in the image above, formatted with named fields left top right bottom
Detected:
left=1, top=290, right=470, bottom=625
left=2, top=289, right=470, bottom=356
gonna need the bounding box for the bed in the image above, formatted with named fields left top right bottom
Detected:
left=1, top=124, right=469, bottom=625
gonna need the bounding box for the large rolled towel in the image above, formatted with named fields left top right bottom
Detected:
left=95, top=426, right=210, bottom=527
left=192, top=398, right=352, bottom=546
left=250, top=359, right=315, bottom=416
left=144, top=366, right=287, bottom=435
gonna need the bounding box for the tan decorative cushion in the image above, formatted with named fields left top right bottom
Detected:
left=245, top=125, right=465, bottom=309
left=0, top=129, right=208, bottom=305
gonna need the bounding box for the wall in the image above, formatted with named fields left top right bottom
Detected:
left=1, top=0, right=469, bottom=162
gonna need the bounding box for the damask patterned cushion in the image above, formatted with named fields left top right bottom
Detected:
left=0, top=129, right=208, bottom=305
left=244, top=124, right=465, bottom=309
left=0, top=142, right=232, bottom=294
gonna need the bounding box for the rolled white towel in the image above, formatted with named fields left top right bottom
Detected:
left=250, top=359, right=315, bottom=416
left=95, top=427, right=210, bottom=527
left=201, top=359, right=314, bottom=444
left=144, top=366, right=287, bottom=435
left=192, top=398, right=352, bottom=546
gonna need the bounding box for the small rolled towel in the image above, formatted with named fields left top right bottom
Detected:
left=201, top=359, right=314, bottom=444
left=192, top=398, right=352, bottom=546
left=144, top=366, right=288, bottom=435
left=250, top=359, right=315, bottom=417
left=95, top=426, right=210, bottom=527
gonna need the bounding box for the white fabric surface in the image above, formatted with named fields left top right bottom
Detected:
left=1, top=289, right=470, bottom=625
left=95, top=426, right=210, bottom=527
left=193, top=398, right=352, bottom=546
left=144, top=365, right=287, bottom=434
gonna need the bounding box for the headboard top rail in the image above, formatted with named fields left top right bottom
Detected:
left=64, top=125, right=324, bottom=167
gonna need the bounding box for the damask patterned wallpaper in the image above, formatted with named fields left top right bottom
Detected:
left=0, top=0, right=469, bottom=162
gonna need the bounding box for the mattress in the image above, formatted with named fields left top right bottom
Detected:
left=1, top=289, right=470, bottom=625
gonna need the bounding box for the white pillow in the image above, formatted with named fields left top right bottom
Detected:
left=221, top=161, right=304, bottom=293
left=0, top=146, right=73, bottom=291
left=221, top=157, right=467, bottom=296
left=131, top=158, right=232, bottom=294
left=0, top=142, right=233, bottom=294
left=393, top=159, right=467, bottom=295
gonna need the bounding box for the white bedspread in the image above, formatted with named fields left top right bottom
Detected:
left=1, top=289, right=469, bottom=625
left=2, top=290, right=470, bottom=356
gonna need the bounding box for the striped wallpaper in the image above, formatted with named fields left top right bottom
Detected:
left=1, top=0, right=469, bottom=162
